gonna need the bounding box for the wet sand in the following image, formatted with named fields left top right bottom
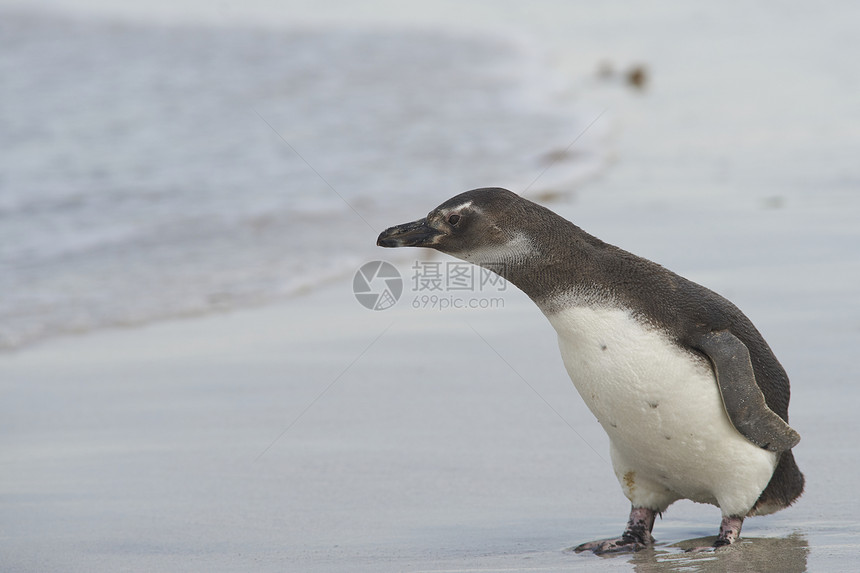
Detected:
left=2, top=220, right=858, bottom=572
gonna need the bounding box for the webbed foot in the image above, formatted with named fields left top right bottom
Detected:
left=685, top=515, right=743, bottom=553
left=572, top=507, right=656, bottom=555
left=573, top=535, right=650, bottom=554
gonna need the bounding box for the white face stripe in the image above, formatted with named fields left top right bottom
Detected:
left=457, top=231, right=535, bottom=265
left=440, top=200, right=475, bottom=215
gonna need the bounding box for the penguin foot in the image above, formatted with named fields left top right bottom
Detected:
left=572, top=507, right=656, bottom=555
left=685, top=515, right=744, bottom=553
left=572, top=536, right=650, bottom=554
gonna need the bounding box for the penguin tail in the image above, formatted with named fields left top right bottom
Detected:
left=748, top=449, right=804, bottom=517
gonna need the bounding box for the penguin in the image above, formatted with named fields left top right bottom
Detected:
left=377, top=187, right=803, bottom=553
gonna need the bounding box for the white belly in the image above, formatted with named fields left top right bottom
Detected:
left=547, top=305, right=777, bottom=516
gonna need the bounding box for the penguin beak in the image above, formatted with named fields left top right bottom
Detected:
left=377, top=218, right=443, bottom=248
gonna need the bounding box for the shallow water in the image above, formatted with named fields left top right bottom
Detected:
left=0, top=8, right=604, bottom=350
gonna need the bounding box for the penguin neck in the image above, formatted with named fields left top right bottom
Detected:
left=460, top=224, right=613, bottom=312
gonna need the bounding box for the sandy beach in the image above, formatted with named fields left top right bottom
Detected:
left=3, top=1, right=860, bottom=572
left=3, top=256, right=858, bottom=572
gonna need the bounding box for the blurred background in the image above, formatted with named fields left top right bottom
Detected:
left=3, top=0, right=856, bottom=352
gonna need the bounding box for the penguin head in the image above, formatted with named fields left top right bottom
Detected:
left=377, top=187, right=535, bottom=265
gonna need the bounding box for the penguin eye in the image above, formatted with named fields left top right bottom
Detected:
left=447, top=214, right=461, bottom=226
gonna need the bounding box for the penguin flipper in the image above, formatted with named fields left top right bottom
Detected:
left=694, top=330, right=800, bottom=452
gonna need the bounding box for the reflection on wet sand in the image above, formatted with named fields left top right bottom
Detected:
left=629, top=532, right=808, bottom=573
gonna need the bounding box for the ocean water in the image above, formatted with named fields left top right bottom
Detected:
left=0, top=9, right=606, bottom=350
